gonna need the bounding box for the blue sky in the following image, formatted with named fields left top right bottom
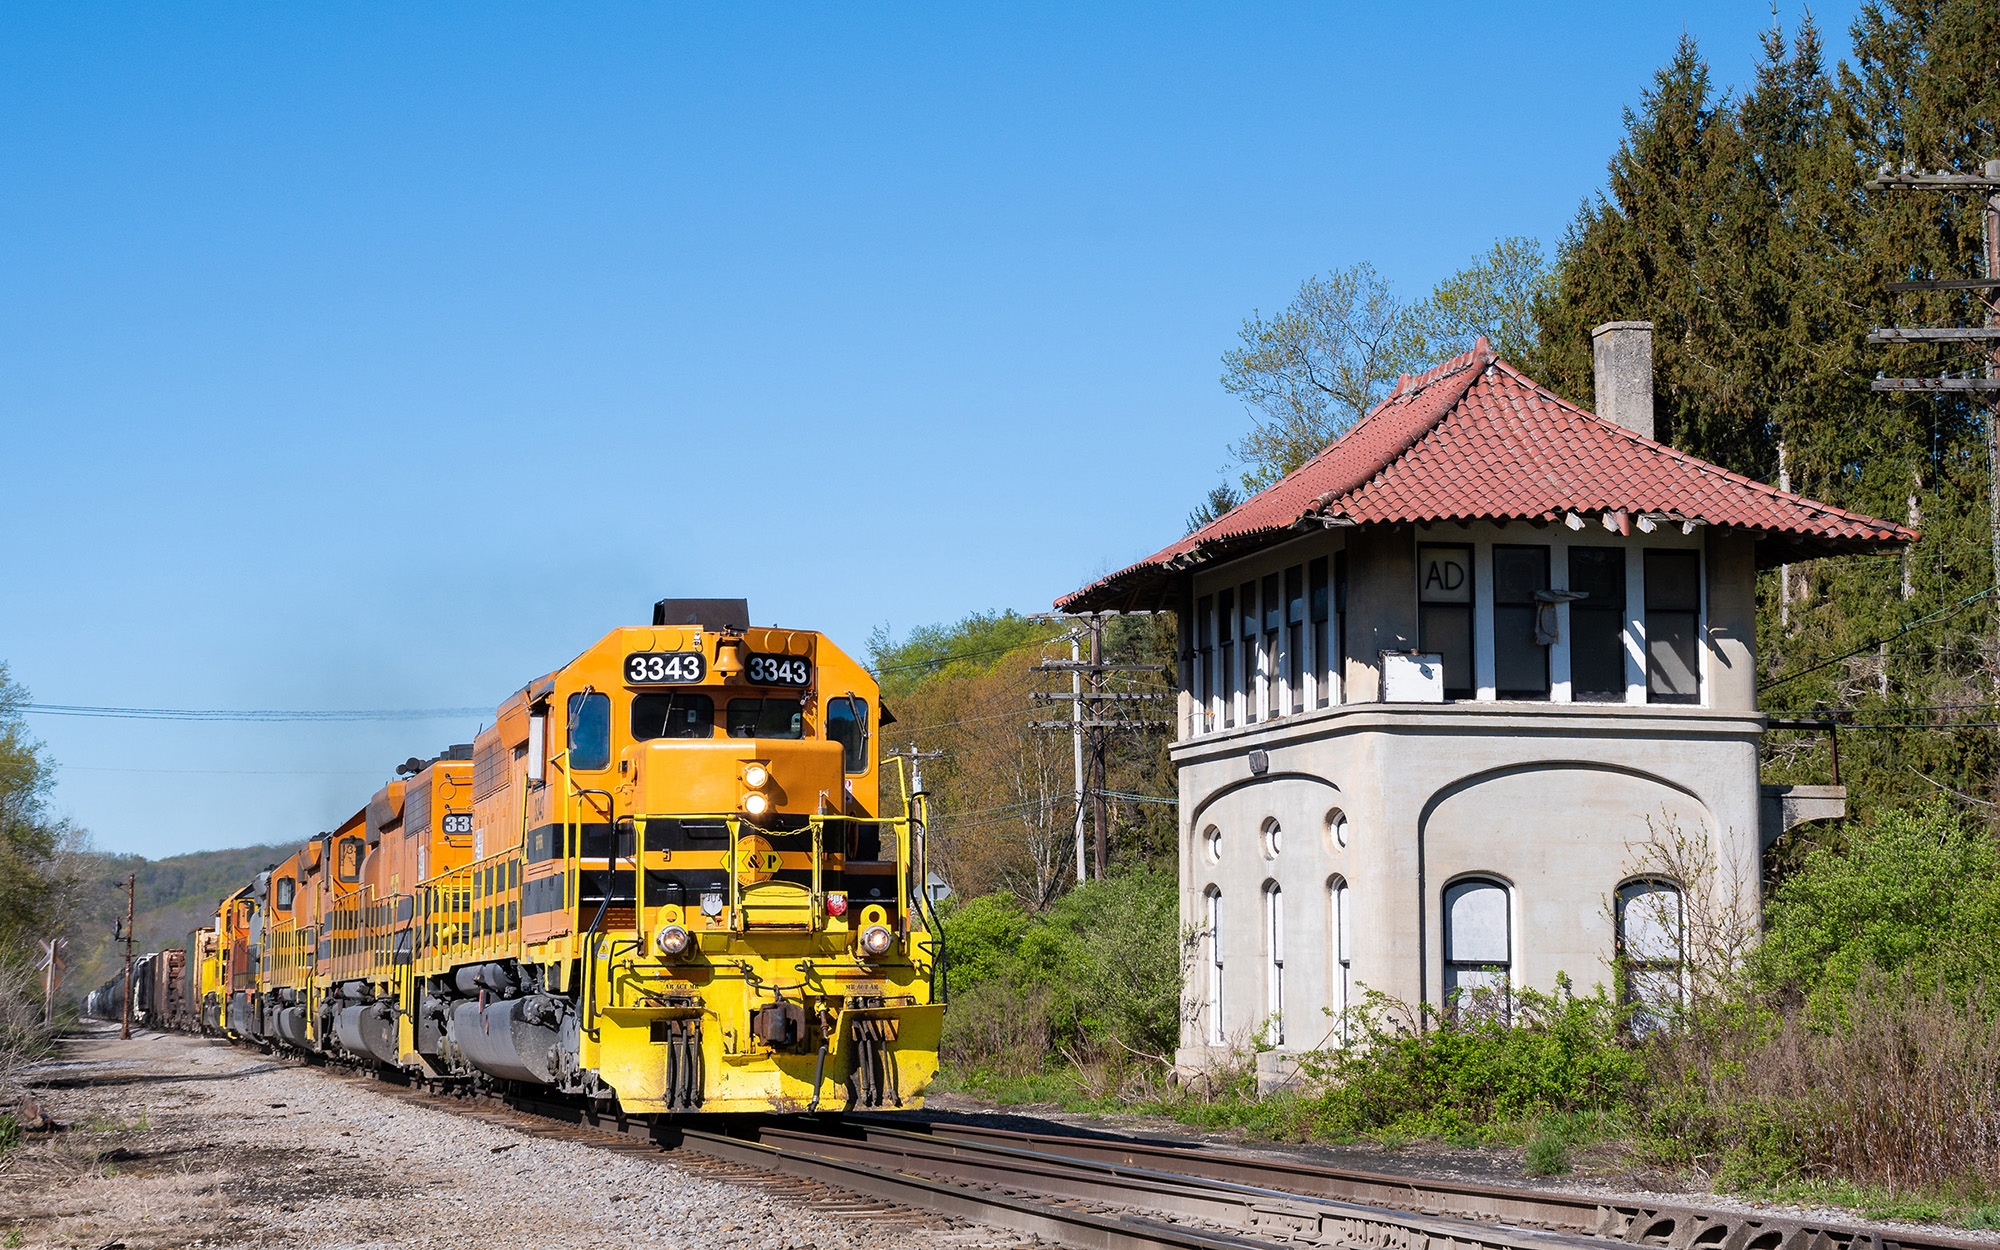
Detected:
left=3, top=2, right=1861, bottom=857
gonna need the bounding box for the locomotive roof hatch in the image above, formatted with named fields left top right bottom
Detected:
left=652, top=598, right=750, bottom=630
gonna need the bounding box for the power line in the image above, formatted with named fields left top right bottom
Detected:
left=1094, top=788, right=1176, bottom=805
left=23, top=703, right=487, bottom=722
left=1802, top=720, right=2000, bottom=732
left=62, top=765, right=386, bottom=776
left=1759, top=585, right=1994, bottom=692
left=1768, top=701, right=2000, bottom=717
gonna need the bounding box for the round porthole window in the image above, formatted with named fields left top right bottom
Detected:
left=1261, top=818, right=1282, bottom=859
left=1327, top=808, right=1349, bottom=849
left=1202, top=825, right=1222, bottom=863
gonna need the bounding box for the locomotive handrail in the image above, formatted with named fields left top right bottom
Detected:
left=910, top=790, right=948, bottom=1004
left=727, top=815, right=741, bottom=932
left=569, top=767, right=619, bottom=1043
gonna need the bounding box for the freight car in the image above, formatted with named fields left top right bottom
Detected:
left=111, top=600, right=944, bottom=1116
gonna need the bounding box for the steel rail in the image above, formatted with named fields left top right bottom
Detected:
left=496, top=1092, right=1664, bottom=1250
left=191, top=1037, right=1993, bottom=1250
left=232, top=1052, right=1284, bottom=1249
left=753, top=1119, right=1623, bottom=1250
left=663, top=1124, right=1287, bottom=1250
left=464, top=1091, right=1271, bottom=1248
left=849, top=1117, right=1997, bottom=1250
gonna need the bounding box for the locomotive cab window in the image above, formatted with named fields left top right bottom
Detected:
left=568, top=691, right=612, bottom=769
left=633, top=692, right=715, bottom=740
left=274, top=878, right=295, bottom=911
left=727, top=698, right=805, bottom=739
left=827, top=696, right=870, bottom=773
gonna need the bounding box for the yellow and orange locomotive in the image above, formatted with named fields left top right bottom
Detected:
left=192, top=599, right=943, bottom=1114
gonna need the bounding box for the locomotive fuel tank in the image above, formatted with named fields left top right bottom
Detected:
left=447, top=994, right=568, bottom=1084
left=333, top=1000, right=399, bottom=1065
left=274, top=1005, right=313, bottom=1048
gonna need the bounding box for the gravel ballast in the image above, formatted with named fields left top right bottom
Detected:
left=5, top=1025, right=1021, bottom=1250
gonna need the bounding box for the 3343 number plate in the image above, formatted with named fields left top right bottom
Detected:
left=625, top=651, right=707, bottom=684
left=441, top=813, right=473, bottom=835
left=747, top=653, right=811, bottom=686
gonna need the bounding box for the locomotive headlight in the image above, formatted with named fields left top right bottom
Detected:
left=742, top=792, right=770, bottom=817
left=743, top=763, right=770, bottom=789
left=654, top=925, right=692, bottom=956
left=858, top=924, right=894, bottom=958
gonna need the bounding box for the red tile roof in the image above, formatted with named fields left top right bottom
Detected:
left=1060, top=340, right=1917, bottom=612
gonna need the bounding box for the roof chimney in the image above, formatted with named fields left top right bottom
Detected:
left=1590, top=321, right=1654, bottom=440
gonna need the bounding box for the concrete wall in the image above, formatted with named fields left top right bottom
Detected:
left=1176, top=705, right=1761, bottom=1065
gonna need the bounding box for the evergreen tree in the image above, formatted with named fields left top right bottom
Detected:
left=1535, top=4, right=2000, bottom=821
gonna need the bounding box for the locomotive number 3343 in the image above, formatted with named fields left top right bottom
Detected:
left=625, top=651, right=706, bottom=684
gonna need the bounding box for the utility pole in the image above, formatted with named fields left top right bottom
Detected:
left=886, top=746, right=945, bottom=802
left=885, top=746, right=946, bottom=906
left=1086, top=618, right=1109, bottom=879
left=119, top=872, right=135, bottom=1040
left=35, top=937, right=66, bottom=1027
left=1866, top=160, right=2000, bottom=688
left=1068, top=631, right=1086, bottom=883
left=1030, top=611, right=1172, bottom=882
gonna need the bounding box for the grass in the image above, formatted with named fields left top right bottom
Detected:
left=938, top=1061, right=1636, bottom=1161
left=935, top=1066, right=1113, bottom=1110
left=1523, top=1133, right=1570, bottom=1176
left=1726, top=1175, right=2000, bottom=1229
left=941, top=1046, right=2000, bottom=1229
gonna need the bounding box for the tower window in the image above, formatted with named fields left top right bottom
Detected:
left=1645, top=550, right=1701, bottom=703
left=1443, top=877, right=1510, bottom=1020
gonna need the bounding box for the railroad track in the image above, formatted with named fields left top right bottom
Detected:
left=296, top=1051, right=1995, bottom=1250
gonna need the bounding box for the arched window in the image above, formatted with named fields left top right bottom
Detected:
left=1617, top=879, right=1684, bottom=1032
left=1443, top=878, right=1510, bottom=1020
left=1326, top=807, right=1348, bottom=849
left=1329, top=876, right=1351, bottom=1043
left=1261, top=818, right=1282, bottom=859
left=1201, top=825, right=1221, bottom=864
left=1264, top=881, right=1285, bottom=1045
left=1203, top=886, right=1224, bottom=1044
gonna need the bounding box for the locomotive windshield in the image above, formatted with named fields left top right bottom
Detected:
left=726, top=698, right=804, bottom=739
left=826, top=696, right=869, bottom=773
left=632, top=692, right=715, bottom=739
left=567, top=691, right=612, bottom=769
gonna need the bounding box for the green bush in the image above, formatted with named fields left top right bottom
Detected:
left=0, top=1112, right=18, bottom=1153
left=1301, top=979, right=1644, bottom=1141
left=1633, top=802, right=2000, bottom=1194
left=1755, top=801, right=2000, bottom=1019
left=938, top=891, right=1032, bottom=993
left=940, top=869, right=1181, bottom=1067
